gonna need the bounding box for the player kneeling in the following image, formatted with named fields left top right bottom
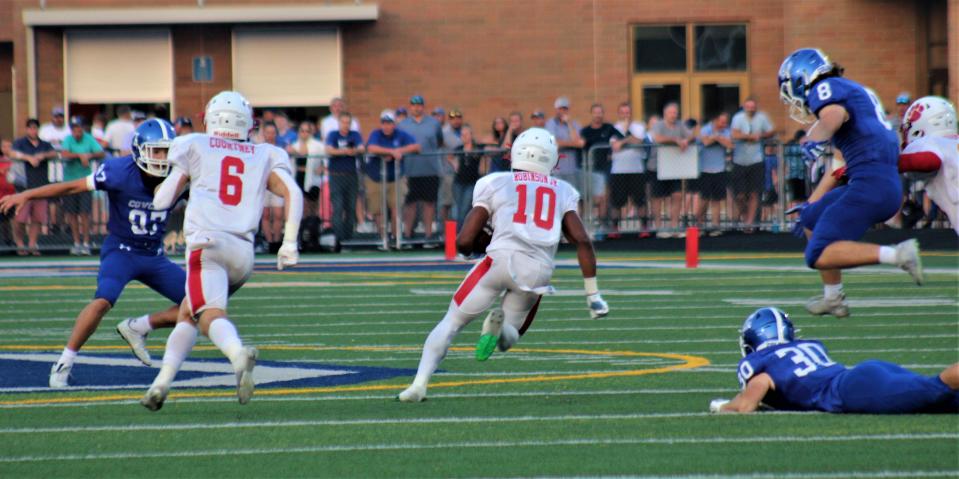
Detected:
left=398, top=127, right=608, bottom=402
left=710, top=307, right=958, bottom=414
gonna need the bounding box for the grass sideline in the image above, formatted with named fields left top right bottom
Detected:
left=0, top=251, right=956, bottom=477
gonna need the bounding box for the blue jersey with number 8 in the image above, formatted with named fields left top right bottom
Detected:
left=806, top=77, right=899, bottom=178
left=737, top=339, right=846, bottom=412
left=91, top=156, right=171, bottom=251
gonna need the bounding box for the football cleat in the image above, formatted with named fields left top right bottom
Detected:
left=587, top=293, right=609, bottom=319
left=235, top=346, right=258, bottom=405
left=140, top=383, right=170, bottom=412
left=116, top=318, right=152, bottom=366
left=805, top=294, right=850, bottom=318
left=49, top=362, right=71, bottom=388
left=397, top=384, right=427, bottom=403
left=476, top=309, right=504, bottom=362
left=894, top=239, right=924, bottom=285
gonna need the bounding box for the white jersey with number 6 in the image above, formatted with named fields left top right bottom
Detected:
left=473, top=171, right=580, bottom=264
left=169, top=133, right=293, bottom=243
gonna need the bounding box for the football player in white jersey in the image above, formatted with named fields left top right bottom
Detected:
left=398, top=127, right=609, bottom=402
left=140, top=91, right=304, bottom=410
left=898, top=96, right=958, bottom=235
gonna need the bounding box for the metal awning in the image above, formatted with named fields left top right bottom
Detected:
left=23, top=3, right=378, bottom=26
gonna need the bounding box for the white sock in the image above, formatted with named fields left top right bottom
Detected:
left=412, top=308, right=468, bottom=388
left=58, top=348, right=78, bottom=367
left=823, top=283, right=844, bottom=300
left=154, top=322, right=197, bottom=386
left=878, top=246, right=897, bottom=265
left=207, top=318, right=244, bottom=370
left=128, top=314, right=153, bottom=335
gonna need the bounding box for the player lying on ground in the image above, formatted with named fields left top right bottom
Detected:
left=897, top=96, right=958, bottom=235
left=0, top=119, right=182, bottom=387
left=140, top=91, right=303, bottom=411
left=397, top=127, right=609, bottom=402
left=710, top=307, right=958, bottom=414
left=778, top=48, right=923, bottom=319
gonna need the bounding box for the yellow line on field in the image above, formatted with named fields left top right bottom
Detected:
left=0, top=346, right=709, bottom=406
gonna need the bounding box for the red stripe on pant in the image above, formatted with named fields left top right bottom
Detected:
left=453, top=256, right=493, bottom=306
left=188, top=249, right=206, bottom=313
left=518, top=296, right=542, bottom=336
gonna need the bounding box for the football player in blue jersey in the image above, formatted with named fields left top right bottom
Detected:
left=778, top=48, right=923, bottom=318
left=709, top=307, right=958, bottom=414
left=0, top=119, right=184, bottom=388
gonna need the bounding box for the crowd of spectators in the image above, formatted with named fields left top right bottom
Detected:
left=0, top=91, right=951, bottom=254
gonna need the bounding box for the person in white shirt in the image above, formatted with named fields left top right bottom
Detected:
left=397, top=127, right=609, bottom=402
left=286, top=120, right=327, bottom=219
left=141, top=91, right=303, bottom=411
left=39, top=106, right=70, bottom=150
left=320, top=97, right=360, bottom=141
left=103, top=106, right=135, bottom=154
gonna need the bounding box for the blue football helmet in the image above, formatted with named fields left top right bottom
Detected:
left=132, top=118, right=176, bottom=177
left=778, top=48, right=835, bottom=124
left=739, top=307, right=795, bottom=357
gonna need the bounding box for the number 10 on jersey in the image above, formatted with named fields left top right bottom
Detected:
left=512, top=184, right=556, bottom=230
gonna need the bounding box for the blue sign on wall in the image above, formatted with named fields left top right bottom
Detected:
left=193, top=56, right=213, bottom=83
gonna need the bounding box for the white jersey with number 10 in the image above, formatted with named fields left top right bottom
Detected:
left=473, top=171, right=580, bottom=264
left=169, top=133, right=293, bottom=243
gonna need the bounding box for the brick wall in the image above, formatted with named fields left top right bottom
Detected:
left=4, top=0, right=953, bottom=137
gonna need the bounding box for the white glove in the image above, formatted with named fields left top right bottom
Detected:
left=277, top=241, right=299, bottom=271
left=587, top=293, right=609, bottom=319
left=709, top=398, right=730, bottom=413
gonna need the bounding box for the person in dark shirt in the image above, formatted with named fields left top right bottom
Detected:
left=325, top=112, right=365, bottom=241
left=446, top=125, right=486, bottom=229
left=580, top=104, right=622, bottom=229
left=10, top=118, right=57, bottom=255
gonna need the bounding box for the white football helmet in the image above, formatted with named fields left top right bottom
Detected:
left=510, top=127, right=558, bottom=175
left=205, top=91, right=254, bottom=141
left=901, top=96, right=957, bottom=147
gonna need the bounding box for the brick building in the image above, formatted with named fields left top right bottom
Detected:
left=0, top=0, right=955, bottom=141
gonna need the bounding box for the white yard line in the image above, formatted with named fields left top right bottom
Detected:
left=0, top=433, right=953, bottom=463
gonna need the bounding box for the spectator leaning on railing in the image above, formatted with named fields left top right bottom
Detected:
left=366, top=109, right=420, bottom=247
left=695, top=112, right=733, bottom=235
left=11, top=119, right=56, bottom=255
left=39, top=106, right=70, bottom=151
left=325, top=112, right=365, bottom=242
left=60, top=116, right=104, bottom=255
left=609, top=101, right=649, bottom=237
left=399, top=95, right=444, bottom=245
left=486, top=116, right=510, bottom=173
left=730, top=97, right=775, bottom=232
left=650, top=102, right=695, bottom=237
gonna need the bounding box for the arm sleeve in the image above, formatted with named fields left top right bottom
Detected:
left=807, top=78, right=847, bottom=116
left=153, top=169, right=187, bottom=211
left=900, top=140, right=944, bottom=172
left=270, top=146, right=295, bottom=175
left=273, top=168, right=303, bottom=243
left=167, top=135, right=195, bottom=175
left=471, top=176, right=495, bottom=211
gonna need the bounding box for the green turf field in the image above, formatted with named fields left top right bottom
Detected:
left=1, top=252, right=957, bottom=478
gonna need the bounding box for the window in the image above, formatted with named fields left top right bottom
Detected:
left=694, top=25, right=747, bottom=71
left=630, top=23, right=749, bottom=123
left=633, top=26, right=687, bottom=72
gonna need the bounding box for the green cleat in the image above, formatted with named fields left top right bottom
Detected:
left=476, top=334, right=498, bottom=361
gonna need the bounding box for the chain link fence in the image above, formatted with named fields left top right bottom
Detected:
left=0, top=142, right=952, bottom=255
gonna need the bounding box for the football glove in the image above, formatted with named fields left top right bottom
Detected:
left=784, top=202, right=808, bottom=216
left=587, top=293, right=609, bottom=319
left=801, top=140, right=829, bottom=163
left=277, top=241, right=299, bottom=271
left=709, top=398, right=730, bottom=413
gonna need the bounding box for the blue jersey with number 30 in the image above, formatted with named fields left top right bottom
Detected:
left=91, top=156, right=170, bottom=251
left=737, top=340, right=846, bottom=412
left=806, top=77, right=899, bottom=178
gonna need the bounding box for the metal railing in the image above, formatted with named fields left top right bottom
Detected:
left=0, top=141, right=952, bottom=254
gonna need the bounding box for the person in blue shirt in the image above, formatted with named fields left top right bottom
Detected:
left=778, top=48, right=923, bottom=318
left=325, top=111, right=366, bottom=242
left=365, top=110, right=420, bottom=247
left=0, top=119, right=183, bottom=388
left=711, top=307, right=958, bottom=414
